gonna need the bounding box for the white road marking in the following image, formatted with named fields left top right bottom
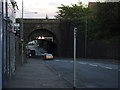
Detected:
left=78, top=62, right=87, bottom=65
left=55, top=60, right=70, bottom=63
left=55, top=60, right=119, bottom=71
left=101, top=66, right=113, bottom=70
left=55, top=60, right=60, bottom=61
left=105, top=67, right=113, bottom=70
left=89, top=64, right=98, bottom=67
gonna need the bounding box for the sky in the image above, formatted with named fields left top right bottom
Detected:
left=15, top=0, right=97, bottom=19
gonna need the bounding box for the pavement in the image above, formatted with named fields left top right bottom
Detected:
left=4, top=58, right=70, bottom=88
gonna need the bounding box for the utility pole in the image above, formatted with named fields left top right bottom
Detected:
left=85, top=0, right=89, bottom=58
left=85, top=15, right=88, bottom=58
left=73, top=27, right=77, bottom=90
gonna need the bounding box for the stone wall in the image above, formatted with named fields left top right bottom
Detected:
left=16, top=19, right=120, bottom=60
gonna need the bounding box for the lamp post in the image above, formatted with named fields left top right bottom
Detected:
left=85, top=15, right=88, bottom=58
left=85, top=0, right=89, bottom=58
left=20, top=0, right=38, bottom=64
left=21, top=0, right=24, bottom=64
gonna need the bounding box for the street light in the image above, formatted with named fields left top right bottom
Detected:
left=20, top=0, right=38, bottom=64
left=85, top=14, right=88, bottom=58
left=21, top=0, right=24, bottom=64
left=85, top=0, right=89, bottom=58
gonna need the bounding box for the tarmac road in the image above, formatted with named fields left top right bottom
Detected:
left=45, top=59, right=120, bottom=88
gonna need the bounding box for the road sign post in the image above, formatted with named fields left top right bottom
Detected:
left=73, top=27, right=77, bottom=89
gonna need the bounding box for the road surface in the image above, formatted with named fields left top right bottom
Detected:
left=45, top=58, right=119, bottom=88
left=26, top=46, right=120, bottom=88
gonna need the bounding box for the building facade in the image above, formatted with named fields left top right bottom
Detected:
left=0, top=0, right=3, bottom=89
left=0, top=0, right=17, bottom=89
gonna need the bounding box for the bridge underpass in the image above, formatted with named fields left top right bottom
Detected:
left=28, top=29, right=57, bottom=56
left=16, top=18, right=119, bottom=60
left=16, top=19, right=70, bottom=57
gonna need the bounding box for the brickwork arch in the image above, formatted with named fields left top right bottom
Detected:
left=16, top=19, right=69, bottom=57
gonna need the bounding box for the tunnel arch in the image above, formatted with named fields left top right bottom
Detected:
left=29, top=29, right=56, bottom=41
left=27, top=29, right=58, bottom=56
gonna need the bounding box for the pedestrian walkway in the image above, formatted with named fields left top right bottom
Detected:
left=5, top=59, right=69, bottom=88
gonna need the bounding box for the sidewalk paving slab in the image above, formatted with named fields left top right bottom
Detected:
left=5, top=59, right=70, bottom=88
